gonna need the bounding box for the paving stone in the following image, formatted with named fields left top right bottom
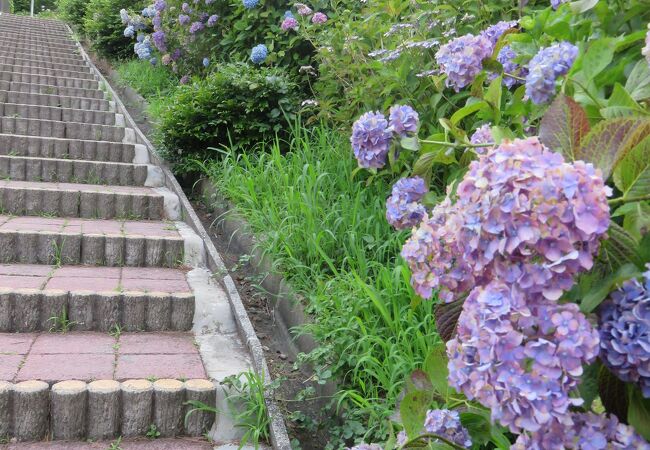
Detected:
left=0, top=354, right=24, bottom=381
left=0, top=274, right=46, bottom=289
left=45, top=276, right=119, bottom=291
left=2, top=438, right=214, bottom=449
left=16, top=353, right=115, bottom=382
left=115, top=354, right=207, bottom=380
left=119, top=332, right=198, bottom=354
left=0, top=333, right=35, bottom=354
left=30, top=332, right=115, bottom=354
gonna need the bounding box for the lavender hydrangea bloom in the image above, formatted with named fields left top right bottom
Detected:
left=199, top=12, right=209, bottom=22
left=141, top=5, right=156, bottom=17
left=152, top=13, right=162, bottom=31
left=643, top=24, right=650, bottom=66
left=171, top=48, right=183, bottom=61
left=124, top=25, right=135, bottom=38
left=512, top=412, right=650, bottom=449
left=189, top=21, right=204, bottom=33
left=134, top=37, right=153, bottom=60
left=599, top=267, right=650, bottom=397
left=525, top=42, right=578, bottom=104
left=386, top=177, right=428, bottom=230
left=136, top=33, right=145, bottom=43
left=180, top=75, right=190, bottom=84
left=296, top=3, right=312, bottom=16
left=154, top=0, right=166, bottom=11
left=346, top=445, right=382, bottom=450
left=281, top=17, right=299, bottom=31
left=447, top=282, right=600, bottom=434
left=480, top=20, right=517, bottom=46
left=202, top=57, right=210, bottom=67
left=389, top=104, right=419, bottom=136
left=402, top=137, right=611, bottom=303
left=312, top=12, right=327, bottom=24
left=250, top=44, right=268, bottom=64
left=496, top=45, right=527, bottom=88
left=152, top=30, right=166, bottom=52
left=207, top=14, right=219, bottom=26
left=350, top=111, right=393, bottom=169
left=242, top=0, right=259, bottom=8
left=469, top=123, right=494, bottom=154
left=120, top=8, right=129, bottom=24
left=551, top=0, right=570, bottom=9
left=178, top=14, right=190, bottom=25
left=423, top=409, right=472, bottom=448
left=181, top=2, right=190, bottom=12
left=435, top=34, right=493, bottom=91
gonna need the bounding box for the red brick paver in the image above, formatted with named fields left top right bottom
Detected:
left=2, top=438, right=214, bottom=449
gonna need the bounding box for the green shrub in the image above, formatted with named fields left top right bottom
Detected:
left=13, top=0, right=56, bottom=13
left=56, top=0, right=88, bottom=31
left=83, top=0, right=143, bottom=59
left=157, top=62, right=300, bottom=172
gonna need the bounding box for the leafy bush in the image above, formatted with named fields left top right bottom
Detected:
left=83, top=0, right=143, bottom=59
left=56, top=0, right=88, bottom=31
left=156, top=62, right=300, bottom=171
left=13, top=0, right=56, bottom=13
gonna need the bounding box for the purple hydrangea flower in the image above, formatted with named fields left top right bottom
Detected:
left=551, top=0, right=570, bottom=9
left=119, top=8, right=130, bottom=24
left=152, top=13, right=162, bottom=31
left=178, top=14, right=190, bottom=25
left=171, top=48, right=183, bottom=61
left=281, top=17, right=299, bottom=31
left=199, top=12, right=209, bottom=22
left=643, top=24, right=650, bottom=66
left=181, top=2, right=191, bottom=12
left=312, top=12, right=327, bottom=24
left=423, top=409, right=472, bottom=448
left=525, top=42, right=578, bottom=104
left=495, top=45, right=527, bottom=88
left=180, top=75, right=190, bottom=84
left=141, top=5, right=156, bottom=17
left=346, top=445, right=382, bottom=450
left=207, top=14, right=219, bottom=26
left=152, top=30, right=166, bottom=52
left=469, top=123, right=494, bottom=154
left=154, top=0, right=166, bottom=11
left=350, top=111, right=393, bottom=169
left=189, top=21, right=204, bottom=33
left=296, top=3, right=312, bottom=16
left=250, top=44, right=268, bottom=64
left=599, top=267, right=650, bottom=397
left=480, top=20, right=517, bottom=46
left=242, top=0, right=259, bottom=8
left=512, top=412, right=650, bottom=449
left=202, top=57, right=210, bottom=67
left=389, top=104, right=419, bottom=136
left=386, top=177, right=428, bottom=230
left=435, top=34, right=494, bottom=91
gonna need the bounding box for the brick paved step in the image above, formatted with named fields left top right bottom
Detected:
left=0, top=51, right=85, bottom=67
left=0, top=265, right=194, bottom=332
left=0, top=155, right=157, bottom=186
left=0, top=180, right=174, bottom=220
left=0, top=117, right=132, bottom=142
left=0, top=134, right=144, bottom=163
left=0, top=64, right=96, bottom=80
left=0, top=71, right=98, bottom=90
left=0, top=80, right=104, bottom=100
left=0, top=333, right=215, bottom=440
left=0, top=56, right=92, bottom=74
left=0, top=215, right=185, bottom=267
left=1, top=103, right=120, bottom=126
left=0, top=438, right=217, bottom=450
left=0, top=90, right=111, bottom=111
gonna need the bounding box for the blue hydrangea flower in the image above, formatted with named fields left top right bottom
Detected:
left=207, top=14, right=219, bottom=26
left=123, top=25, right=135, bottom=38
left=136, top=33, right=145, bottom=43
left=202, top=57, right=210, bottom=67
left=134, top=37, right=153, bottom=60
left=150, top=57, right=158, bottom=66
left=386, top=177, right=428, bottom=230
left=435, top=34, right=494, bottom=91
left=154, top=0, right=166, bottom=11
left=119, top=8, right=130, bottom=24
left=181, top=2, right=191, bottom=12
left=141, top=5, right=156, bottom=17
left=284, top=10, right=294, bottom=18
left=152, top=30, right=166, bottom=52
left=388, top=104, right=419, bottom=136
left=424, top=409, right=472, bottom=448
left=495, top=45, right=527, bottom=88
left=525, top=42, right=578, bottom=104
left=469, top=123, right=494, bottom=154
left=189, top=21, right=204, bottom=33
left=350, top=111, right=393, bottom=169
left=599, top=267, right=650, bottom=397
left=178, top=14, right=190, bottom=25
left=480, top=20, right=517, bottom=46
left=250, top=44, right=268, bottom=64
left=242, top=0, right=259, bottom=8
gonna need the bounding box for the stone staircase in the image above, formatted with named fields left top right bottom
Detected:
left=0, top=13, right=255, bottom=449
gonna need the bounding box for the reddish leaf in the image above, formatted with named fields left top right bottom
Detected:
left=407, top=369, right=434, bottom=394
left=539, top=94, right=590, bottom=160
left=576, top=118, right=650, bottom=179
left=434, top=299, right=464, bottom=342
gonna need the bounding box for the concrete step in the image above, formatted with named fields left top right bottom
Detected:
left=0, top=116, right=132, bottom=143
left=0, top=215, right=186, bottom=267
left=0, top=26, right=70, bottom=39
left=0, top=180, right=176, bottom=220
left=0, top=438, right=219, bottom=449
left=0, top=265, right=195, bottom=332
left=0, top=80, right=105, bottom=101
left=0, top=90, right=111, bottom=111
left=0, top=103, right=120, bottom=126
left=0, top=155, right=157, bottom=186
left=0, top=35, right=76, bottom=51
left=0, top=71, right=98, bottom=90
left=0, top=42, right=80, bottom=59
left=0, top=51, right=85, bottom=67
left=0, top=64, right=96, bottom=80
left=0, top=332, right=215, bottom=440
left=0, top=134, right=144, bottom=164
left=0, top=56, right=92, bottom=74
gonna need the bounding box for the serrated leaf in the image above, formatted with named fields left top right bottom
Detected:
left=598, top=365, right=629, bottom=423
left=423, top=344, right=450, bottom=399
left=601, top=222, right=644, bottom=270
left=628, top=388, right=650, bottom=440
left=580, top=263, right=641, bottom=313
left=400, top=390, right=430, bottom=439
left=539, top=94, right=590, bottom=160
left=625, top=59, right=650, bottom=101
left=576, top=117, right=650, bottom=179
left=434, top=300, right=464, bottom=342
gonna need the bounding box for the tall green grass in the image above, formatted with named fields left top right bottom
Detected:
left=205, top=124, right=439, bottom=446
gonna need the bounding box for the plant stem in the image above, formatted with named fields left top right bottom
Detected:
left=608, top=194, right=650, bottom=206
left=401, top=432, right=468, bottom=450
left=419, top=139, right=492, bottom=149
left=504, top=72, right=526, bottom=82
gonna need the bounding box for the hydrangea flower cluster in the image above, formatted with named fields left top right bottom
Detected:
left=447, top=281, right=600, bottom=433
left=189, top=21, right=204, bottom=33
left=124, top=25, right=135, bottom=38
left=207, top=14, right=218, bottom=26
left=551, top=0, right=570, bottom=9
left=512, top=412, right=650, bottom=449
left=402, top=137, right=611, bottom=302
left=281, top=17, right=299, bottom=31
left=347, top=444, right=382, bottom=450
left=480, top=20, right=517, bottom=46
left=242, top=0, right=259, bottom=8
left=389, top=104, right=419, bottom=137
left=154, top=0, right=166, bottom=11
left=496, top=45, right=527, bottom=88
left=351, top=111, right=393, bottom=169
left=202, top=57, right=210, bottom=67
left=435, top=34, right=493, bottom=91
left=386, top=177, right=428, bottom=230
left=250, top=44, right=268, bottom=64
left=423, top=409, right=472, bottom=448
left=178, top=14, right=190, bottom=25
left=296, top=3, right=312, bottom=16
left=599, top=267, right=650, bottom=397
left=525, top=42, right=578, bottom=104
left=152, top=30, right=166, bottom=52
left=312, top=12, right=327, bottom=24
left=469, top=123, right=494, bottom=154
left=134, top=36, right=153, bottom=60
left=644, top=24, right=650, bottom=66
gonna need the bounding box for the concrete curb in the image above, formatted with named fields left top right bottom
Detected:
left=74, top=28, right=293, bottom=450
left=1, top=378, right=216, bottom=442
left=0, top=288, right=195, bottom=332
